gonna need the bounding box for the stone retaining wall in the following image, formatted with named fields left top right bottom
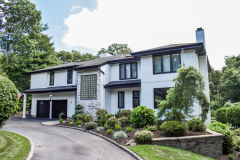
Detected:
left=152, top=129, right=222, bottom=159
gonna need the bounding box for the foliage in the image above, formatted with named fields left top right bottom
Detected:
left=229, top=154, right=234, bottom=160
left=131, top=106, right=156, bottom=128
left=115, top=109, right=121, bottom=119
left=73, top=104, right=84, bottom=120
left=224, top=102, right=233, bottom=108
left=157, top=66, right=210, bottom=122
left=98, top=43, right=132, bottom=56
left=187, top=118, right=206, bottom=132
left=160, top=121, right=187, bottom=137
left=104, top=123, right=108, bottom=129
left=134, top=130, right=153, bottom=144
left=147, top=125, right=158, bottom=132
left=107, top=129, right=113, bottom=134
left=0, top=76, right=18, bottom=127
left=115, top=125, right=121, bottom=131
left=209, top=122, right=234, bottom=153
left=85, top=122, right=97, bottom=130
left=215, top=108, right=228, bottom=124
left=126, top=127, right=133, bottom=133
left=156, top=119, right=165, bottom=130
left=211, top=117, right=215, bottom=120
left=59, top=112, right=65, bottom=119
left=233, top=128, right=240, bottom=136
left=163, top=110, right=186, bottom=121
left=113, top=131, right=128, bottom=140
left=107, top=117, right=120, bottom=129
left=69, top=122, right=74, bottom=125
left=96, top=108, right=108, bottom=120
left=76, top=114, right=86, bottom=121
left=119, top=109, right=132, bottom=120
left=227, top=105, right=240, bottom=126
left=98, top=113, right=114, bottom=126
left=97, top=126, right=104, bottom=131
left=118, top=117, right=129, bottom=126
left=59, top=119, right=64, bottom=123
left=233, top=135, right=240, bottom=150
left=84, top=114, right=94, bottom=122
left=211, top=109, right=215, bottom=117
left=76, top=120, right=82, bottom=125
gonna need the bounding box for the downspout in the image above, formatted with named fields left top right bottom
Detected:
left=98, top=67, right=105, bottom=74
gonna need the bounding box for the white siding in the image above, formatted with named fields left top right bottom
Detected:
left=31, top=72, right=48, bottom=89
left=51, top=70, right=77, bottom=87
left=31, top=92, right=75, bottom=117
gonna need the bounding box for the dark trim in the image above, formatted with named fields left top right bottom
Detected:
left=108, top=58, right=139, bottom=64
left=119, top=62, right=138, bottom=80
left=118, top=91, right=124, bottom=109
left=104, top=79, right=141, bottom=89
left=98, top=67, right=105, bottom=74
left=28, top=66, right=77, bottom=74
left=132, top=91, right=140, bottom=108
left=49, top=72, right=54, bottom=86
left=75, top=65, right=99, bottom=71
left=105, top=84, right=141, bottom=89
left=154, top=88, right=170, bottom=109
left=24, top=85, right=77, bottom=94
left=67, top=70, right=73, bottom=84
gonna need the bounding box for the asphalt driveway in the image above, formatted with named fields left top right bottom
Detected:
left=1, top=117, right=135, bottom=160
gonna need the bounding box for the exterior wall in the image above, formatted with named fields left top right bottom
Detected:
left=110, top=87, right=141, bottom=115
left=31, top=92, right=75, bottom=117
left=31, top=72, right=48, bottom=89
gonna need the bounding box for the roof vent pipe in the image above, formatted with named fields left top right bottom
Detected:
left=196, top=27, right=206, bottom=49
left=99, top=52, right=113, bottom=58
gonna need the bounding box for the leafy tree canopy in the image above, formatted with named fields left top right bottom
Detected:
left=157, top=66, right=210, bottom=122
left=98, top=43, right=132, bottom=56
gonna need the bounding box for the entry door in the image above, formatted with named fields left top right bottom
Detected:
left=52, top=100, right=67, bottom=118
left=37, top=100, right=50, bottom=118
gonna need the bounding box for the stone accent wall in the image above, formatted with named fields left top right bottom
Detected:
left=152, top=129, right=222, bottom=159
left=77, top=69, right=101, bottom=117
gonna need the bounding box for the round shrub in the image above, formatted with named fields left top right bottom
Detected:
left=69, top=122, right=74, bottom=125
left=107, top=129, right=112, bottom=134
left=187, top=118, right=206, bottom=132
left=118, top=117, right=129, bottom=125
left=76, top=114, right=85, bottom=121
left=96, top=108, right=108, bottom=120
left=59, top=118, right=64, bottom=123
left=160, top=121, right=187, bottom=137
left=119, top=109, right=132, bottom=120
left=84, top=114, right=94, bottom=122
left=131, top=106, right=156, bottom=127
left=224, top=102, right=233, bottom=108
left=98, top=113, right=114, bottom=126
left=76, top=120, right=82, bottom=125
left=0, top=76, right=18, bottom=128
left=126, top=127, right=133, bottom=133
left=134, top=130, right=153, bottom=144
left=107, top=117, right=120, bottom=129
left=215, top=108, right=228, bottom=124
left=147, top=125, right=158, bottom=132
left=85, top=122, right=97, bottom=130
left=97, top=126, right=104, bottom=131
left=233, top=128, right=240, bottom=136
left=113, top=131, right=127, bottom=140
left=115, top=124, right=121, bottom=131
left=227, top=105, right=240, bottom=126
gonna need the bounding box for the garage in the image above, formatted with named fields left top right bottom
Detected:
left=37, top=100, right=50, bottom=118
left=52, top=100, right=67, bottom=118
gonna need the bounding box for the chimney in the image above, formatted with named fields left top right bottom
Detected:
left=99, top=52, right=113, bottom=58
left=196, top=27, right=206, bottom=49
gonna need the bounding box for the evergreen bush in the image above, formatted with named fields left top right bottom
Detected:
left=107, top=129, right=112, bottom=134
left=119, top=109, right=132, bottom=120
left=96, top=109, right=108, bottom=120
left=227, top=105, right=240, bottom=126
left=147, top=125, right=158, bottom=132
left=113, top=131, right=127, bottom=140
left=187, top=118, right=206, bottom=132
left=98, top=113, right=114, bottom=126
left=118, top=117, right=129, bottom=125
left=72, top=104, right=84, bottom=120
left=76, top=120, right=82, bottom=125
left=85, top=122, right=97, bottom=130
left=84, top=114, right=94, bottom=122
left=115, top=124, right=121, bottom=131
left=215, top=108, right=228, bottom=124
left=160, top=121, right=187, bottom=136
left=126, top=127, right=133, bottom=133
left=76, top=113, right=86, bottom=121
left=134, top=130, right=153, bottom=144
left=107, top=117, right=120, bottom=129
left=131, top=106, right=156, bottom=127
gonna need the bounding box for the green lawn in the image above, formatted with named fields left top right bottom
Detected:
left=128, top=145, right=217, bottom=160
left=0, top=130, right=31, bottom=160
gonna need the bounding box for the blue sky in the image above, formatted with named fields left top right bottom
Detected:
left=30, top=0, right=240, bottom=70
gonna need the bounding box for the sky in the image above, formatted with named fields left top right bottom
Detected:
left=31, top=0, right=240, bottom=70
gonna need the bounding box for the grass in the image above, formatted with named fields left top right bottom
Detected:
left=0, top=130, right=31, bottom=160
left=128, top=145, right=217, bottom=160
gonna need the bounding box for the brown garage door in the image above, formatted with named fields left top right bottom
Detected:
left=37, top=100, right=50, bottom=118
left=52, top=100, right=67, bottom=118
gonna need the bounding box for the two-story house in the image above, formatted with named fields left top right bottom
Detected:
left=23, top=28, right=211, bottom=125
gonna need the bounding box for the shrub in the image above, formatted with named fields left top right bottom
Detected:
left=119, top=109, right=132, bottom=120
left=211, top=117, right=215, bottom=120
left=147, top=125, right=158, bottom=132
left=233, top=128, right=240, bottom=136
left=187, top=118, right=206, bottom=132
left=209, top=121, right=234, bottom=153
left=59, top=112, right=65, bottom=119
left=134, top=130, right=153, bottom=144
left=104, top=123, right=108, bottom=129
left=84, top=114, right=94, bottom=122
left=97, top=126, right=104, bottom=131
left=126, top=127, right=133, bottom=133
left=115, top=109, right=121, bottom=119
left=115, top=124, right=121, bottom=131
left=211, top=109, right=215, bottom=117
left=96, top=108, right=108, bottom=120
left=76, top=114, right=86, bottom=121
left=229, top=154, right=234, bottom=160
left=113, top=131, right=128, bottom=140
left=107, top=129, right=112, bottom=134
left=76, top=120, right=82, bottom=125
left=224, top=102, right=233, bottom=108
left=160, top=121, right=187, bottom=137
left=156, top=119, right=165, bottom=130
left=69, top=122, right=74, bottom=125
left=131, top=106, right=156, bottom=127
left=215, top=108, right=228, bottom=124
left=98, top=113, right=114, bottom=126
left=0, top=76, right=18, bottom=128
left=72, top=104, right=84, bottom=120
left=107, top=117, right=120, bottom=129
left=85, top=122, right=97, bottom=130
left=59, top=118, right=64, bottom=123
left=118, top=117, right=129, bottom=126
left=233, top=128, right=240, bottom=150
left=227, top=105, right=240, bottom=126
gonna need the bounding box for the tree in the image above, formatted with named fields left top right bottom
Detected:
left=0, top=0, right=47, bottom=66
left=98, top=43, right=132, bottom=56
left=157, top=66, right=210, bottom=122
left=0, top=76, right=18, bottom=127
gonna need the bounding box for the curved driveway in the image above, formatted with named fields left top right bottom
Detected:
left=1, top=117, right=135, bottom=160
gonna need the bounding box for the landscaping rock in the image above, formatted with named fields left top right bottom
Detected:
left=130, top=143, right=136, bottom=147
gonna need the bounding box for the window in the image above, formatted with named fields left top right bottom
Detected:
left=133, top=91, right=140, bottom=108
left=50, top=72, right=54, bottom=86
left=67, top=70, right=73, bottom=84
left=153, top=53, right=181, bottom=74
left=81, top=74, right=97, bottom=100
left=118, top=91, right=124, bottom=108
left=154, top=88, right=170, bottom=109
left=119, top=62, right=138, bottom=80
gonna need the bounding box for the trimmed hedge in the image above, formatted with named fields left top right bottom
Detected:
left=187, top=118, right=206, bottom=132
left=134, top=130, right=153, bottom=144
left=227, top=105, right=240, bottom=126
left=131, top=106, right=156, bottom=127
left=160, top=121, right=187, bottom=137
left=119, top=109, right=132, bottom=120
left=215, top=108, right=228, bottom=124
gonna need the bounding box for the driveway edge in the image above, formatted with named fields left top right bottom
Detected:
left=53, top=125, right=144, bottom=160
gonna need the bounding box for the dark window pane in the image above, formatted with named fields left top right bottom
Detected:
left=118, top=92, right=124, bottom=108
left=50, top=72, right=54, bottom=86
left=133, top=91, right=139, bottom=108
left=154, top=89, right=163, bottom=109
left=81, top=74, right=97, bottom=100
left=131, top=63, right=137, bottom=78
left=126, top=64, right=131, bottom=78
left=164, top=89, right=168, bottom=99
left=120, top=64, right=125, bottom=79
left=172, top=53, right=180, bottom=71
left=154, top=56, right=161, bottom=73
left=163, top=55, right=170, bottom=72
left=67, top=70, right=73, bottom=84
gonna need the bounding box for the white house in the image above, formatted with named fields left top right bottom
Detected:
left=23, top=28, right=211, bottom=126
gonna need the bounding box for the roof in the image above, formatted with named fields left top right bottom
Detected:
left=24, top=85, right=77, bottom=93
left=104, top=79, right=141, bottom=89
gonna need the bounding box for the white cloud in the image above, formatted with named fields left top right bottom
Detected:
left=71, top=5, right=82, bottom=12
left=63, top=0, right=240, bottom=70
